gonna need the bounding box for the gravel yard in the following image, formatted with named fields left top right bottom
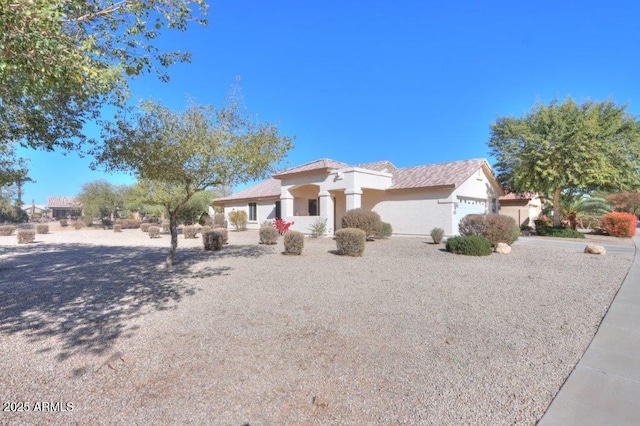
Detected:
left=0, top=225, right=634, bottom=424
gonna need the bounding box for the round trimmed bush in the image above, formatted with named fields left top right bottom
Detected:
left=35, top=224, right=49, bottom=234
left=335, top=228, right=366, bottom=256
left=445, top=235, right=492, bottom=256
left=430, top=227, right=445, bottom=244
left=113, top=224, right=122, bottom=233
left=213, top=227, right=228, bottom=244
left=17, top=229, right=36, bottom=244
left=183, top=225, right=198, bottom=239
left=0, top=225, right=16, bottom=236
left=284, top=231, right=304, bottom=255
left=377, top=222, right=393, bottom=239
left=148, top=226, right=161, bottom=238
left=459, top=214, right=519, bottom=245
left=341, top=208, right=383, bottom=238
left=140, top=223, right=152, bottom=232
left=203, top=229, right=226, bottom=251
left=260, top=226, right=279, bottom=245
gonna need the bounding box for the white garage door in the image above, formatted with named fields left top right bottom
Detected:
left=454, top=198, right=487, bottom=235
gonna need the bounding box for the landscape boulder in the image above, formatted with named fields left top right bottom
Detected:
left=584, top=245, right=606, bottom=255
left=494, top=242, right=511, bottom=254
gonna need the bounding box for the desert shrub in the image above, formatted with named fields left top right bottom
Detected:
left=341, top=208, right=383, bottom=238
left=0, top=225, right=16, bottom=236
left=309, top=217, right=328, bottom=238
left=161, top=222, right=170, bottom=233
left=284, top=231, right=304, bottom=255
left=534, top=215, right=553, bottom=230
left=113, top=224, right=122, bottom=232
left=577, top=215, right=604, bottom=233
left=140, top=223, right=152, bottom=232
left=198, top=212, right=214, bottom=227
left=121, top=219, right=141, bottom=229
left=228, top=210, right=248, bottom=231
left=445, top=235, right=492, bottom=256
left=17, top=229, right=36, bottom=244
left=73, top=220, right=83, bottom=230
left=148, top=226, right=161, bottom=238
left=213, top=213, right=227, bottom=228
left=335, top=228, right=366, bottom=257
left=260, top=225, right=279, bottom=245
left=59, top=219, right=68, bottom=227
left=80, top=216, right=94, bottom=227
left=484, top=214, right=519, bottom=245
left=101, top=218, right=113, bottom=229
left=459, top=214, right=519, bottom=245
left=213, top=227, right=228, bottom=244
left=183, top=225, right=198, bottom=239
left=377, top=222, right=393, bottom=239
left=458, top=214, right=486, bottom=237
left=201, top=225, right=212, bottom=235
left=430, top=227, right=445, bottom=244
left=36, top=224, right=49, bottom=234
left=602, top=212, right=638, bottom=238
left=203, top=229, right=226, bottom=251
left=535, top=226, right=585, bottom=239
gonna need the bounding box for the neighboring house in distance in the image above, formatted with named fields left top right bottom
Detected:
left=212, top=158, right=505, bottom=236
left=46, top=197, right=82, bottom=219
left=498, top=192, right=543, bottom=228
left=23, top=204, right=49, bottom=219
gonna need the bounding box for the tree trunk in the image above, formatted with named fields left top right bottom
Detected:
left=166, top=212, right=179, bottom=268
left=553, top=188, right=562, bottom=227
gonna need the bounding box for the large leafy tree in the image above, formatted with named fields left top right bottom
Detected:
left=606, top=192, right=640, bottom=215
left=93, top=93, right=293, bottom=267
left=76, top=179, right=128, bottom=221
left=0, top=0, right=208, bottom=152
left=489, top=98, right=640, bottom=226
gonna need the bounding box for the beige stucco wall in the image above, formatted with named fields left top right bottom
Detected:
left=223, top=199, right=278, bottom=230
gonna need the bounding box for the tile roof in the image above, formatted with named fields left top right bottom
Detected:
left=390, top=158, right=487, bottom=189
left=355, top=160, right=396, bottom=173
left=46, top=196, right=80, bottom=208
left=215, top=158, right=495, bottom=203
left=499, top=192, right=538, bottom=201
left=213, top=178, right=281, bottom=203
left=273, top=158, right=349, bottom=177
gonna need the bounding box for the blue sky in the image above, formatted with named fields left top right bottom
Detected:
left=20, top=0, right=640, bottom=206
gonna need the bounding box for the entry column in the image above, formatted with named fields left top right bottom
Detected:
left=319, top=190, right=334, bottom=236
left=345, top=188, right=362, bottom=211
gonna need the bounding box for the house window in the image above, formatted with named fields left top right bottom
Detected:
left=491, top=198, right=497, bottom=214
left=308, top=199, right=318, bottom=216
left=249, top=203, right=257, bottom=221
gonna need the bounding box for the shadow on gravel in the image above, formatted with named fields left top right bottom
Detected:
left=0, top=243, right=269, bottom=361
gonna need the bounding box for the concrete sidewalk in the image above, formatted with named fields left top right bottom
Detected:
left=539, top=230, right=640, bottom=425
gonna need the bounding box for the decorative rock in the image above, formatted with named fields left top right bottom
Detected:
left=584, top=245, right=606, bottom=255
left=495, top=242, right=511, bottom=254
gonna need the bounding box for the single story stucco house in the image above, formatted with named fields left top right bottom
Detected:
left=212, top=158, right=505, bottom=237
left=498, top=192, right=543, bottom=228
left=46, top=196, right=82, bottom=219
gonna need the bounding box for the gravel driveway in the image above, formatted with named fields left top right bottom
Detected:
left=0, top=225, right=634, bottom=424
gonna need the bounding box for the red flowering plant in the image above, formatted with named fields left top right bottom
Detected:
left=274, top=217, right=294, bottom=235
left=602, top=212, right=638, bottom=238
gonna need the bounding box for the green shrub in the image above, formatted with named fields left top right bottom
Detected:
left=17, top=229, right=36, bottom=244
left=183, top=225, right=198, bottom=239
left=203, top=229, right=226, bottom=251
left=602, top=212, right=637, bottom=238
left=284, top=231, right=304, bottom=255
left=59, top=219, right=68, bottom=227
left=309, top=217, right=328, bottom=238
left=148, top=226, right=161, bottom=238
left=36, top=224, right=49, bottom=234
left=260, top=225, right=279, bottom=245
left=0, top=225, right=16, bottom=236
left=536, top=226, right=585, bottom=238
left=459, top=214, right=519, bottom=245
left=430, top=227, right=445, bottom=244
left=213, top=227, right=228, bottom=244
left=534, top=215, right=553, bottom=230
left=228, top=210, right=248, bottom=231
left=101, top=218, right=113, bottom=229
left=377, top=222, right=393, bottom=239
left=113, top=224, right=122, bottom=232
left=341, top=208, right=383, bottom=238
left=335, top=228, right=366, bottom=257
left=80, top=216, right=94, bottom=227
left=140, top=223, right=152, bottom=232
left=445, top=235, right=492, bottom=256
